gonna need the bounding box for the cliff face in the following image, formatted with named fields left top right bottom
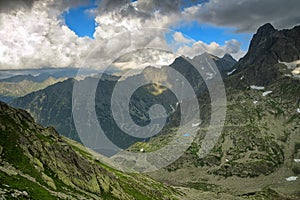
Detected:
left=0, top=101, right=178, bottom=200
left=234, top=23, right=300, bottom=85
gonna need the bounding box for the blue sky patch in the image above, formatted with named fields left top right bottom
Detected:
left=173, top=21, right=252, bottom=51
left=63, top=2, right=97, bottom=38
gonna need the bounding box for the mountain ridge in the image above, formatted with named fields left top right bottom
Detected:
left=231, top=23, right=300, bottom=86
left=0, top=100, right=182, bottom=199
left=11, top=52, right=236, bottom=145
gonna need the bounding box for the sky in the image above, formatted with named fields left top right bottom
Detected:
left=0, top=0, right=299, bottom=70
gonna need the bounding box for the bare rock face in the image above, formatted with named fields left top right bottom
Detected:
left=234, top=23, right=300, bottom=86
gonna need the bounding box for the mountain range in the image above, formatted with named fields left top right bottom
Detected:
left=149, top=23, right=300, bottom=198
left=0, top=75, right=66, bottom=103
left=0, top=68, right=101, bottom=103
left=11, top=53, right=237, bottom=148
left=3, top=23, right=300, bottom=199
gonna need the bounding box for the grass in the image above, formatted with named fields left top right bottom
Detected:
left=68, top=143, right=93, bottom=159
left=64, top=135, right=179, bottom=200
left=35, top=133, right=53, bottom=143
left=0, top=113, right=81, bottom=199
left=127, top=131, right=175, bottom=153
left=0, top=171, right=56, bottom=200
left=0, top=106, right=181, bottom=200
left=0, top=118, right=45, bottom=185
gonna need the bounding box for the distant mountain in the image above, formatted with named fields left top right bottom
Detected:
left=11, top=79, right=78, bottom=140
left=194, top=53, right=237, bottom=76
left=0, top=67, right=102, bottom=103
left=0, top=101, right=182, bottom=199
left=0, top=73, right=51, bottom=83
left=11, top=53, right=235, bottom=150
left=0, top=76, right=66, bottom=103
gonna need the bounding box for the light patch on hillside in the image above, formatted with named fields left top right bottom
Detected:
left=147, top=83, right=168, bottom=96
left=250, top=85, right=265, bottom=90
left=286, top=176, right=298, bottom=181
left=292, top=67, right=300, bottom=77
left=227, top=68, right=236, bottom=76
left=262, top=91, right=272, bottom=96
left=278, top=59, right=300, bottom=69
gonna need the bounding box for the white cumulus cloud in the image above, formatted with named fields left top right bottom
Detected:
left=174, top=32, right=245, bottom=60
left=0, top=0, right=298, bottom=70
left=0, top=0, right=92, bottom=69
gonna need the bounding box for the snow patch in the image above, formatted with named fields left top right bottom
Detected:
left=279, top=60, right=300, bottom=78
left=250, top=85, right=265, bottom=90
left=292, top=67, right=300, bottom=76
left=262, top=91, right=272, bottom=96
left=279, top=59, right=300, bottom=69
left=297, top=108, right=300, bottom=113
left=286, top=176, right=298, bottom=181
left=294, top=159, right=300, bottom=163
left=240, top=75, right=244, bottom=80
left=192, top=122, right=200, bottom=127
left=227, top=69, right=236, bottom=76
left=253, top=101, right=258, bottom=104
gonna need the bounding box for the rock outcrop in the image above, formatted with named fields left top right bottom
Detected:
left=0, top=101, right=178, bottom=199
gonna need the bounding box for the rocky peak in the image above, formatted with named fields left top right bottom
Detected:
left=232, top=23, right=300, bottom=86
left=221, top=53, right=236, bottom=65
left=256, top=23, right=275, bottom=36
left=247, top=23, right=276, bottom=55
left=222, top=53, right=235, bottom=60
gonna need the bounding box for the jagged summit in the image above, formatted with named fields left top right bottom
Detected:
left=222, top=53, right=235, bottom=60
left=247, top=23, right=276, bottom=55
left=232, top=23, right=300, bottom=86
left=256, top=23, right=276, bottom=35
